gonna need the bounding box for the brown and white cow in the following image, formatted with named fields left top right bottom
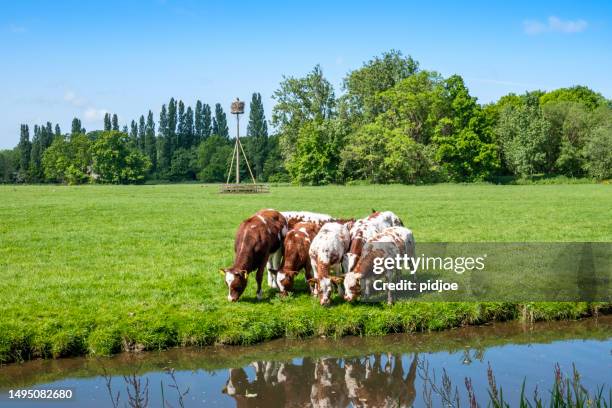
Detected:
left=261, top=211, right=333, bottom=290
left=276, top=221, right=321, bottom=295
left=345, top=210, right=404, bottom=274
left=310, top=358, right=349, bottom=408
left=344, top=353, right=418, bottom=408
left=308, top=221, right=352, bottom=305
left=221, top=209, right=287, bottom=302
left=344, top=226, right=415, bottom=304
left=281, top=211, right=333, bottom=231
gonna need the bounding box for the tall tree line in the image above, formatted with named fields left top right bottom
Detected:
left=4, top=51, right=609, bottom=185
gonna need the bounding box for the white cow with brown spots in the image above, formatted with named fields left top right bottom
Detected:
left=345, top=211, right=404, bottom=273
left=308, top=221, right=353, bottom=305
left=344, top=226, right=415, bottom=304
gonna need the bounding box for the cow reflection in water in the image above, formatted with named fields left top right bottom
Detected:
left=222, top=353, right=418, bottom=407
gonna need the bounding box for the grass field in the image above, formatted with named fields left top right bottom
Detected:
left=1, top=183, right=611, bottom=363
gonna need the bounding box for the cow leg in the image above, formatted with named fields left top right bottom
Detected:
left=256, top=257, right=268, bottom=300
left=333, top=264, right=344, bottom=297
left=267, top=249, right=282, bottom=290
left=305, top=262, right=314, bottom=294
left=310, top=258, right=319, bottom=296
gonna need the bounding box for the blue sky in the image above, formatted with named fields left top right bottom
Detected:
left=1, top=0, right=611, bottom=148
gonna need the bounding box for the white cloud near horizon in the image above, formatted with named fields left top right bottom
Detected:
left=84, top=108, right=108, bottom=121
left=64, top=90, right=108, bottom=122
left=523, top=16, right=588, bottom=35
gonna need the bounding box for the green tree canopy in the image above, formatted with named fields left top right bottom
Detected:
left=272, top=65, right=336, bottom=160
left=42, top=133, right=92, bottom=184
left=91, top=131, right=151, bottom=184
left=341, top=50, right=419, bottom=123
left=540, top=86, right=607, bottom=110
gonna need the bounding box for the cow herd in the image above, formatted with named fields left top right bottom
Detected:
left=221, top=209, right=415, bottom=305
left=222, top=353, right=419, bottom=407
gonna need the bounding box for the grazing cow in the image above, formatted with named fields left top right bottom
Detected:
left=344, top=226, right=415, bottom=304
left=276, top=222, right=321, bottom=295
left=308, top=221, right=352, bottom=305
left=256, top=211, right=332, bottom=290
left=222, top=362, right=287, bottom=407
left=221, top=209, right=287, bottom=302
left=345, top=210, right=404, bottom=273
left=310, top=358, right=349, bottom=408
left=281, top=211, right=333, bottom=230
left=344, top=353, right=418, bottom=408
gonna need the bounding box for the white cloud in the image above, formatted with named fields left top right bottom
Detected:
left=8, top=24, right=26, bottom=33
left=63, top=90, right=87, bottom=107
left=548, top=16, right=588, bottom=33
left=84, top=108, right=108, bottom=121
left=64, top=90, right=107, bottom=122
left=523, top=16, right=588, bottom=35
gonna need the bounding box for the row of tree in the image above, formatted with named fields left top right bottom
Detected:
left=1, top=50, right=611, bottom=184
left=271, top=51, right=612, bottom=184
left=0, top=93, right=273, bottom=184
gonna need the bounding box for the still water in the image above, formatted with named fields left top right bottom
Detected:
left=1, top=316, right=611, bottom=407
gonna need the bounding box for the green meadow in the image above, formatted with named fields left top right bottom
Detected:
left=0, top=183, right=610, bottom=363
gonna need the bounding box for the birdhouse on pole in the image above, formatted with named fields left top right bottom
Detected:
left=220, top=98, right=269, bottom=193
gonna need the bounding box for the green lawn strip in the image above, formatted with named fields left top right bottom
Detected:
left=0, top=184, right=610, bottom=362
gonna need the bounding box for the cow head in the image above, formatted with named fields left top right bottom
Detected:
left=276, top=270, right=298, bottom=294
left=309, top=276, right=344, bottom=306
left=220, top=268, right=248, bottom=302
left=343, top=272, right=361, bottom=302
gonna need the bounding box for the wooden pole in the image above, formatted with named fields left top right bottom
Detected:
left=235, top=113, right=240, bottom=184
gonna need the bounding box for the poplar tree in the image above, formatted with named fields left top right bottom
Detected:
left=17, top=124, right=31, bottom=177
left=145, top=110, right=156, bottom=171
left=167, top=98, right=177, bottom=153
left=111, top=114, right=119, bottom=131
left=138, top=115, right=145, bottom=151
left=202, top=103, right=212, bottom=140
left=29, top=125, right=43, bottom=181
left=71, top=117, right=83, bottom=134
left=177, top=100, right=185, bottom=148
left=213, top=103, right=229, bottom=138
left=42, top=122, right=54, bottom=149
left=185, top=106, right=194, bottom=148
left=130, top=120, right=138, bottom=146
left=247, top=92, right=269, bottom=178
left=159, top=104, right=172, bottom=173
left=54, top=124, right=61, bottom=137
left=104, top=113, right=111, bottom=131
left=195, top=100, right=203, bottom=144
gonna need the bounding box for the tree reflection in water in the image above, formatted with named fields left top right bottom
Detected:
left=222, top=353, right=419, bottom=407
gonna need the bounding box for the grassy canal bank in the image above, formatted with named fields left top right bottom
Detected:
left=0, top=184, right=610, bottom=363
